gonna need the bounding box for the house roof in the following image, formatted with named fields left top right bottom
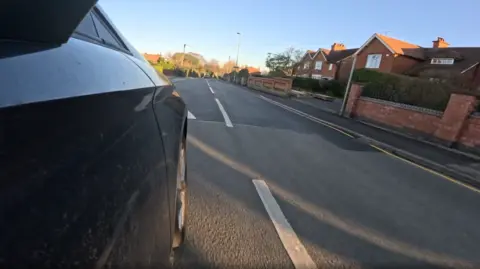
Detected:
left=311, top=48, right=329, bottom=60
left=307, top=50, right=316, bottom=59
left=143, top=53, right=161, bottom=63
left=246, top=66, right=261, bottom=74
left=326, top=48, right=358, bottom=63
left=311, top=47, right=357, bottom=63
left=355, top=33, right=423, bottom=59
left=298, top=50, right=316, bottom=63
left=406, top=47, right=480, bottom=74
left=376, top=34, right=423, bottom=59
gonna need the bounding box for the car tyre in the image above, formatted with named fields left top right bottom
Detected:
left=172, top=139, right=187, bottom=249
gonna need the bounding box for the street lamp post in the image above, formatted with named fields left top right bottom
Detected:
left=235, top=32, right=241, bottom=67
left=339, top=55, right=357, bottom=116
left=181, top=43, right=187, bottom=68
left=234, top=32, right=241, bottom=83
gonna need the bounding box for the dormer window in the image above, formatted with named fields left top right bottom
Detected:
left=430, top=58, right=454, bottom=65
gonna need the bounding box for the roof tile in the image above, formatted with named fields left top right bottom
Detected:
left=376, top=34, right=424, bottom=59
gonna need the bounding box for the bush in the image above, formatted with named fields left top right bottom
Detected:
left=361, top=71, right=453, bottom=111
left=293, top=77, right=323, bottom=92
left=174, top=68, right=186, bottom=77
left=321, top=80, right=345, bottom=97
left=293, top=77, right=345, bottom=96
left=268, top=70, right=288, bottom=77
left=238, top=68, right=249, bottom=79
left=352, top=68, right=390, bottom=83
left=152, top=65, right=163, bottom=73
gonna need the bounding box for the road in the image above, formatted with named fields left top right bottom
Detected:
left=172, top=78, right=480, bottom=269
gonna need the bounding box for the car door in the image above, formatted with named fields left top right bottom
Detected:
left=0, top=7, right=172, bottom=268
left=90, top=5, right=188, bottom=242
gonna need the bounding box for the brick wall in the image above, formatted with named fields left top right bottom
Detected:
left=355, top=97, right=442, bottom=135
left=346, top=83, right=480, bottom=153
left=392, top=55, right=420, bottom=74
left=247, top=77, right=292, bottom=92
left=459, top=115, right=480, bottom=151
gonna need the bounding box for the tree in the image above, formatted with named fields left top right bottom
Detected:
left=222, top=60, right=236, bottom=74
left=205, top=59, right=220, bottom=74
left=172, top=53, right=201, bottom=68
left=265, top=47, right=305, bottom=76
left=164, top=52, right=173, bottom=60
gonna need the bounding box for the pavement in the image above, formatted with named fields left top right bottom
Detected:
left=284, top=93, right=480, bottom=184
left=171, top=78, right=480, bottom=269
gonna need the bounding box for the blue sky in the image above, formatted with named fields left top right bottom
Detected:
left=100, top=0, right=479, bottom=69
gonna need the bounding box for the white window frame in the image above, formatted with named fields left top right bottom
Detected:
left=304, top=62, right=310, bottom=69
left=314, top=61, right=323, bottom=70
left=328, top=63, right=333, bottom=71
left=312, top=74, right=322, bottom=80
left=366, top=54, right=382, bottom=68
left=430, top=58, right=454, bottom=65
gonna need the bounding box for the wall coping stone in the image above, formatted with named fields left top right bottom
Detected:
left=359, top=97, right=443, bottom=117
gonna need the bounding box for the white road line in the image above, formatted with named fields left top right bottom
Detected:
left=187, top=110, right=196, bottom=119
left=214, top=98, right=233, bottom=127
left=209, top=86, right=215, bottom=94
left=259, top=95, right=354, bottom=138
left=253, top=179, right=317, bottom=269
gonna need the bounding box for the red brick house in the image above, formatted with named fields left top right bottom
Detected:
left=323, top=43, right=357, bottom=81
left=353, top=34, right=480, bottom=90
left=296, top=44, right=357, bottom=81
left=246, top=66, right=261, bottom=75
left=353, top=33, right=423, bottom=74
left=406, top=40, right=480, bottom=90
left=310, top=48, right=330, bottom=80
left=295, top=50, right=316, bottom=77
left=143, top=53, right=162, bottom=64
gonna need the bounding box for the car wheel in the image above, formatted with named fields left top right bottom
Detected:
left=172, top=139, right=187, bottom=249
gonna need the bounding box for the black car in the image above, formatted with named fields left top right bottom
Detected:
left=0, top=1, right=187, bottom=268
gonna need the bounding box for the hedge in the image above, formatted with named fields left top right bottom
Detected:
left=293, top=77, right=323, bottom=92
left=293, top=77, right=345, bottom=97
left=360, top=69, right=454, bottom=111
left=352, top=68, right=389, bottom=83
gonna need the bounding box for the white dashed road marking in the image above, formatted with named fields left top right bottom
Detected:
left=253, top=179, right=317, bottom=269
left=215, top=98, right=233, bottom=127
left=187, top=111, right=196, bottom=119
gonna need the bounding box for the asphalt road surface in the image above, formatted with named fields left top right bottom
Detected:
left=172, top=78, right=480, bottom=269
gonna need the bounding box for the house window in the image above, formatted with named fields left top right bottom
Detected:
left=366, top=54, right=382, bottom=68
left=430, top=58, right=454, bottom=65
left=312, top=74, right=322, bottom=80
left=328, top=64, right=333, bottom=71
left=304, top=62, right=310, bottom=69
left=315, top=61, right=323, bottom=70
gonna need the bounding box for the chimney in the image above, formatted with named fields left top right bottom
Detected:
left=433, top=37, right=449, bottom=48
left=331, top=43, right=346, bottom=51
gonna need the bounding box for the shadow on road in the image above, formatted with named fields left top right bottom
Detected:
left=185, top=134, right=476, bottom=269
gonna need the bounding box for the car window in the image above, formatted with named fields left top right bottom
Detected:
left=75, top=12, right=99, bottom=39
left=91, top=11, right=126, bottom=51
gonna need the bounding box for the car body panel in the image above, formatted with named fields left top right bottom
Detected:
left=0, top=33, right=182, bottom=268
left=124, top=49, right=188, bottom=237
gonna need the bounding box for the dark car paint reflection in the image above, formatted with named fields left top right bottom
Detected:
left=0, top=8, right=187, bottom=269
